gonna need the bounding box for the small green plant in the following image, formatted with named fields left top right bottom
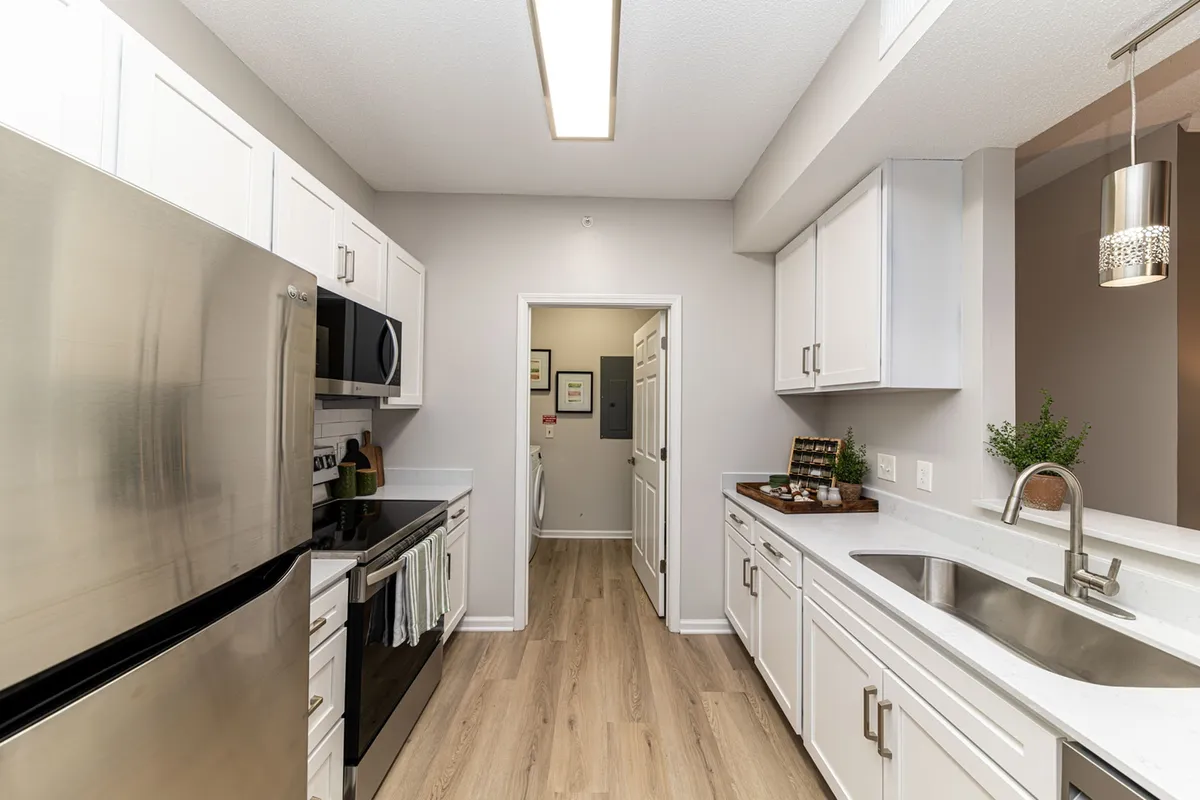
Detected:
left=834, top=427, right=870, bottom=485
left=985, top=390, right=1091, bottom=473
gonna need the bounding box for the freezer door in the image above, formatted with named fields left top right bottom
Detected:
left=0, top=126, right=317, bottom=690
left=0, top=551, right=311, bottom=800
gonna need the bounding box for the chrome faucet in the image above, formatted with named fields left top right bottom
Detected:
left=1001, top=462, right=1133, bottom=620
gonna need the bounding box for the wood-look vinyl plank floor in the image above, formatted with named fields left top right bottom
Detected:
left=377, top=539, right=832, bottom=800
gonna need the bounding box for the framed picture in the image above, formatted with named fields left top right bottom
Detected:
left=556, top=370, right=594, bottom=413
left=530, top=349, right=552, bottom=391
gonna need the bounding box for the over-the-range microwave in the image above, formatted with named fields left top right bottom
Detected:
left=315, top=288, right=403, bottom=398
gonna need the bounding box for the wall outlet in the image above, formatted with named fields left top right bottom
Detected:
left=917, top=460, right=933, bottom=492
left=877, top=453, right=897, bottom=483
left=545, top=426, right=555, bottom=439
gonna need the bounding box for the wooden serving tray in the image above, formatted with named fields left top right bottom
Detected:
left=736, top=483, right=879, bottom=515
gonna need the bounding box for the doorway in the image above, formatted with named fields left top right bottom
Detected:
left=514, top=294, right=683, bottom=633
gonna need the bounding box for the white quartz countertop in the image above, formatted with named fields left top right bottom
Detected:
left=724, top=489, right=1200, bottom=800
left=352, top=484, right=471, bottom=503
left=310, top=557, right=356, bottom=597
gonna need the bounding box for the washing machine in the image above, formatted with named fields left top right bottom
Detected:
left=529, top=445, right=546, bottom=561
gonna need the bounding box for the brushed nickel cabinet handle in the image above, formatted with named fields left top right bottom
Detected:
left=336, top=244, right=347, bottom=279
left=862, top=685, right=878, bottom=742
left=762, top=542, right=785, bottom=559
left=749, top=565, right=759, bottom=597
left=729, top=512, right=744, bottom=525
left=345, top=248, right=356, bottom=283
left=451, top=509, right=466, bottom=520
left=802, top=346, right=811, bottom=375
left=447, top=552, right=452, bottom=581
left=813, top=343, right=822, bottom=374
left=308, top=695, right=324, bottom=717
left=309, top=616, right=328, bottom=636
left=742, top=557, right=750, bottom=588
left=877, top=700, right=893, bottom=759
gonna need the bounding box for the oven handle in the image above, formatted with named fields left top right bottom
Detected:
left=366, top=556, right=405, bottom=587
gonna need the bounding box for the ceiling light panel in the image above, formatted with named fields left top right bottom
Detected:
left=529, top=0, right=620, bottom=140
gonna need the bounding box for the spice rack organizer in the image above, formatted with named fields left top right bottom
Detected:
left=788, top=436, right=844, bottom=491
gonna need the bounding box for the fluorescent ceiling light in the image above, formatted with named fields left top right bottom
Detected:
left=528, top=0, right=620, bottom=140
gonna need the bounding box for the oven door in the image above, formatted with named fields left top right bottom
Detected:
left=344, top=566, right=442, bottom=764
left=351, top=305, right=401, bottom=395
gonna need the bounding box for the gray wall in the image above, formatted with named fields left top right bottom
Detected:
left=1178, top=132, right=1200, bottom=529
left=371, top=193, right=823, bottom=622
left=530, top=307, right=657, bottom=534
left=1015, top=125, right=1179, bottom=524
left=824, top=149, right=1017, bottom=515
left=104, top=0, right=376, bottom=216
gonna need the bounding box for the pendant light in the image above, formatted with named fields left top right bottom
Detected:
left=1099, top=45, right=1171, bottom=287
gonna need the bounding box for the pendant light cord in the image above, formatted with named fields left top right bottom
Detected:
left=1130, top=46, right=1137, bottom=166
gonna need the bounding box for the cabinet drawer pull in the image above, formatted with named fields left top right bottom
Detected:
left=308, top=695, right=324, bottom=717
left=749, top=565, right=759, bottom=597
left=447, top=552, right=452, bottom=581
left=451, top=508, right=466, bottom=520
left=762, top=542, right=785, bottom=559
left=309, top=616, right=328, bottom=636
left=728, top=512, right=744, bottom=526
left=742, top=557, right=750, bottom=588
left=862, top=685, right=878, bottom=742
left=877, top=700, right=893, bottom=759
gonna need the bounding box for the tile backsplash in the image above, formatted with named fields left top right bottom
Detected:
left=314, top=398, right=374, bottom=462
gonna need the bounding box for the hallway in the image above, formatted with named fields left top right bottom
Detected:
left=378, top=539, right=832, bottom=800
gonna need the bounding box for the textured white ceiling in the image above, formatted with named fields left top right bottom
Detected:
left=179, top=0, right=864, bottom=199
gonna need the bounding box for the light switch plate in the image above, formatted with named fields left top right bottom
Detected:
left=545, top=426, right=555, bottom=439
left=917, top=460, right=933, bottom=492
left=878, top=453, right=897, bottom=483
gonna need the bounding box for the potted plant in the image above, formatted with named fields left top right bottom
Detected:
left=985, top=390, right=1091, bottom=511
left=833, top=427, right=870, bottom=502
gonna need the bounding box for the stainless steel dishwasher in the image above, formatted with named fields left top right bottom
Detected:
left=1062, top=742, right=1156, bottom=799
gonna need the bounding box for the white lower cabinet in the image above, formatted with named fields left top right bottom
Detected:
left=882, top=672, right=1034, bottom=800
left=445, top=518, right=469, bottom=639
left=308, top=719, right=345, bottom=800
left=724, top=524, right=755, bottom=654
left=804, top=597, right=886, bottom=800
left=755, top=556, right=802, bottom=732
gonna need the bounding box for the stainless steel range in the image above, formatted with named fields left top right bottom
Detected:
left=313, top=497, right=448, bottom=800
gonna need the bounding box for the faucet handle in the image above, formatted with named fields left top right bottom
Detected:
left=1106, top=558, right=1123, bottom=581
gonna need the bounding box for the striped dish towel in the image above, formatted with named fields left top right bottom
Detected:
left=392, top=526, right=449, bottom=647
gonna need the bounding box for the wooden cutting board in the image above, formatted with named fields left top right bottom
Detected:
left=361, top=430, right=385, bottom=487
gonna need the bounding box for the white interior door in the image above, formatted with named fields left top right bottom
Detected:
left=632, top=311, right=666, bottom=615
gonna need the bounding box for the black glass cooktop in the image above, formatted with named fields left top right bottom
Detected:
left=312, top=499, right=444, bottom=561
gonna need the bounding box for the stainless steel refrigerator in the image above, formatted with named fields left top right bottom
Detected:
left=0, top=125, right=317, bottom=798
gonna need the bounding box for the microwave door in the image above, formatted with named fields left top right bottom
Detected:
left=352, top=307, right=400, bottom=393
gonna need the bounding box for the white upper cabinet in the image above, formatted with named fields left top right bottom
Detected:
left=382, top=241, right=427, bottom=408
left=0, top=0, right=112, bottom=166
left=273, top=151, right=343, bottom=281
left=776, top=160, right=963, bottom=394
left=340, top=206, right=388, bottom=310
left=816, top=170, right=884, bottom=388
left=774, top=224, right=817, bottom=392
left=116, top=32, right=273, bottom=248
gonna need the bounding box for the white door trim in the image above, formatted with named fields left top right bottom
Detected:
left=514, top=293, right=683, bottom=633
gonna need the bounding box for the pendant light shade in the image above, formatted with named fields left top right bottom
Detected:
left=1099, top=160, right=1171, bottom=287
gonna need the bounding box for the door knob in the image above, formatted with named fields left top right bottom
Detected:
left=627, top=457, right=636, bottom=465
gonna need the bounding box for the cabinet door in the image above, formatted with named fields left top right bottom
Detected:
left=882, top=672, right=1034, bottom=800
left=816, top=168, right=882, bottom=388
left=445, top=520, right=469, bottom=639
left=0, top=0, right=109, bottom=165
left=382, top=241, right=426, bottom=408
left=341, top=205, right=388, bottom=312
left=272, top=151, right=343, bottom=281
left=775, top=224, right=817, bottom=392
left=116, top=34, right=273, bottom=247
left=724, top=524, right=755, bottom=655
left=804, top=597, right=884, bottom=800
left=307, top=720, right=344, bottom=800
left=754, top=557, right=802, bottom=733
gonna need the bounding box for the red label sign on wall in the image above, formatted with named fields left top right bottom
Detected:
left=542, top=415, right=557, bottom=425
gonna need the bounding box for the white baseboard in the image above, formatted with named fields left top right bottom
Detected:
left=537, top=530, right=632, bottom=540
left=457, top=616, right=516, bottom=632
left=679, top=618, right=734, bottom=634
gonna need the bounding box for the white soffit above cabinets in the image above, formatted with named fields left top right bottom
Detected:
left=179, top=0, right=864, bottom=200
left=734, top=0, right=1200, bottom=252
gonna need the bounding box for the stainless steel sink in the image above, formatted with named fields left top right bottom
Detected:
left=850, top=552, right=1200, bottom=688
